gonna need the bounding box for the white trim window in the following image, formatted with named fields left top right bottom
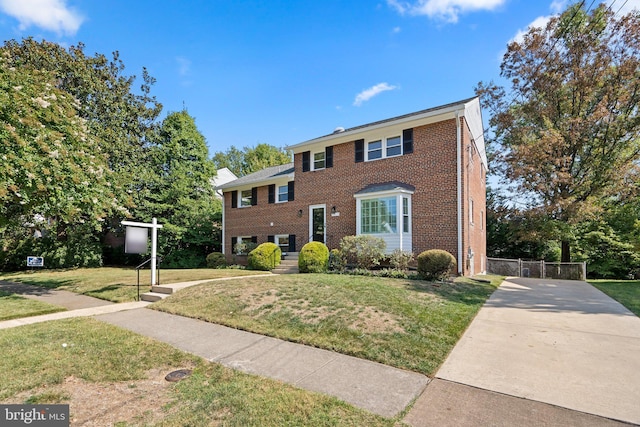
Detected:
left=275, top=234, right=289, bottom=252
left=366, top=135, right=402, bottom=161
left=240, top=189, right=252, bottom=207
left=355, top=185, right=413, bottom=253
left=313, top=151, right=326, bottom=170
left=277, top=185, right=288, bottom=203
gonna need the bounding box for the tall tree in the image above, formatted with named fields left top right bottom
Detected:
left=213, top=143, right=291, bottom=177
left=0, top=56, right=125, bottom=269
left=141, top=111, right=220, bottom=267
left=1, top=38, right=162, bottom=207
left=477, top=3, right=640, bottom=261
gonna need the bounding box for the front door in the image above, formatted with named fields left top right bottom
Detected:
left=309, top=204, right=326, bottom=243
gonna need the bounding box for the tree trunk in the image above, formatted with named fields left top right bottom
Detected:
left=561, top=240, right=571, bottom=263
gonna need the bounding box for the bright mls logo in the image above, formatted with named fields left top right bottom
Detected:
left=1, top=405, right=69, bottom=426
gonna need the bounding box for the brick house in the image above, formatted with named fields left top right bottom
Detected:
left=218, top=97, right=487, bottom=275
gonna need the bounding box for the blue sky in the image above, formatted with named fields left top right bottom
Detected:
left=1, top=0, right=638, bottom=157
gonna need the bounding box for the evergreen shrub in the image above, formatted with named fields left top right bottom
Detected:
left=417, top=249, right=456, bottom=281
left=247, top=243, right=281, bottom=270
left=299, top=242, right=329, bottom=273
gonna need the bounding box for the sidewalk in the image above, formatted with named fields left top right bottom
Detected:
left=405, top=278, right=640, bottom=426
left=0, top=279, right=428, bottom=418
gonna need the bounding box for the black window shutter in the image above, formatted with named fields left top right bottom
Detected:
left=325, top=146, right=333, bottom=168
left=251, top=236, right=257, bottom=244
left=403, top=128, right=414, bottom=154
left=302, top=151, right=310, bottom=172
left=251, top=187, right=258, bottom=205
left=288, top=181, right=295, bottom=201
left=267, top=235, right=274, bottom=243
left=355, top=139, right=364, bottom=163
left=268, top=184, right=275, bottom=204
left=288, top=234, right=296, bottom=252
left=231, top=191, right=238, bottom=208
left=232, top=236, right=238, bottom=250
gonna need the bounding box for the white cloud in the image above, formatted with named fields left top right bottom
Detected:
left=388, top=0, right=506, bottom=23
left=176, top=56, right=191, bottom=77
left=353, top=82, right=398, bottom=107
left=0, top=0, right=83, bottom=35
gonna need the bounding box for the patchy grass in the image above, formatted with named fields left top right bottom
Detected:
left=589, top=280, right=640, bottom=316
left=153, top=274, right=503, bottom=376
left=0, top=291, right=66, bottom=321
left=0, top=318, right=392, bottom=426
left=0, top=268, right=269, bottom=303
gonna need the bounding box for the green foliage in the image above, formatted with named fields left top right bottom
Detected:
left=388, top=249, right=414, bottom=270
left=298, top=242, right=329, bottom=273
left=212, top=143, right=291, bottom=177
left=328, top=248, right=346, bottom=271
left=247, top=243, right=281, bottom=271
left=338, top=235, right=386, bottom=269
left=575, top=222, right=640, bottom=279
left=0, top=228, right=103, bottom=271
left=138, top=111, right=221, bottom=268
left=417, top=249, right=456, bottom=281
left=206, top=252, right=227, bottom=268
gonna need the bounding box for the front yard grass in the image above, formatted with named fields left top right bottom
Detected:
left=0, top=268, right=268, bottom=303
left=153, top=274, right=503, bottom=376
left=589, top=280, right=640, bottom=316
left=0, top=318, right=392, bottom=426
left=0, top=291, right=66, bottom=321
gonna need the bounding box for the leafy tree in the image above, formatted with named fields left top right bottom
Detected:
left=2, top=39, right=161, bottom=222
left=140, top=111, right=220, bottom=267
left=477, top=4, right=640, bottom=262
left=213, top=143, right=291, bottom=176
left=0, top=56, right=126, bottom=269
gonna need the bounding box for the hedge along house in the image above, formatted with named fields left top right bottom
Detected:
left=218, top=97, right=487, bottom=275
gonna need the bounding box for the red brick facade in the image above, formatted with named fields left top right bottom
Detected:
left=221, top=99, right=486, bottom=275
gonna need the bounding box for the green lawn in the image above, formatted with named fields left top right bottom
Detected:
left=589, top=280, right=640, bottom=316
left=0, top=268, right=268, bottom=302
left=0, top=291, right=66, bottom=321
left=0, top=318, right=392, bottom=426
left=153, top=273, right=503, bottom=376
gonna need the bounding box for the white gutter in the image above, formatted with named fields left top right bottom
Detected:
left=456, top=110, right=463, bottom=275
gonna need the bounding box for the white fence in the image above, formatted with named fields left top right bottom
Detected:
left=487, top=257, right=586, bottom=281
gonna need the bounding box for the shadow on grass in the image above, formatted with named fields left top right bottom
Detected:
left=401, top=278, right=499, bottom=306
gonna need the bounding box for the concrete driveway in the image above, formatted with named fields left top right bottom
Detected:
left=407, top=278, right=640, bottom=425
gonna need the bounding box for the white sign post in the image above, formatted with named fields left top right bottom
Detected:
left=121, top=218, right=163, bottom=285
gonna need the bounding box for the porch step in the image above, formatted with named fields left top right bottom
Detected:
left=282, top=252, right=299, bottom=260
left=273, top=259, right=299, bottom=274
left=151, top=285, right=174, bottom=294
left=140, top=292, right=169, bottom=302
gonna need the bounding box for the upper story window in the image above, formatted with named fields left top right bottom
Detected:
left=302, top=146, right=333, bottom=172
left=313, top=151, right=325, bottom=170
left=356, top=128, right=413, bottom=163
left=240, top=189, right=252, bottom=207
left=277, top=185, right=288, bottom=202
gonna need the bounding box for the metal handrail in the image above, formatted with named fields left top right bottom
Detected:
left=135, top=256, right=163, bottom=301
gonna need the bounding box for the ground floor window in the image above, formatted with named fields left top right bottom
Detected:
left=275, top=235, right=289, bottom=252
left=354, top=184, right=413, bottom=253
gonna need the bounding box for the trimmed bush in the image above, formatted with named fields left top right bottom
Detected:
left=338, top=235, right=386, bottom=269
left=389, top=249, right=414, bottom=270
left=417, top=249, right=456, bottom=281
left=247, top=243, right=281, bottom=271
left=299, top=242, right=329, bottom=273
left=206, top=252, right=227, bottom=268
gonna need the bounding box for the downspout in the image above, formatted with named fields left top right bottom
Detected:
left=456, top=111, right=463, bottom=275
left=221, top=193, right=226, bottom=255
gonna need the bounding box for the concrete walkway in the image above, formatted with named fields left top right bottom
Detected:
left=405, top=278, right=640, bottom=426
